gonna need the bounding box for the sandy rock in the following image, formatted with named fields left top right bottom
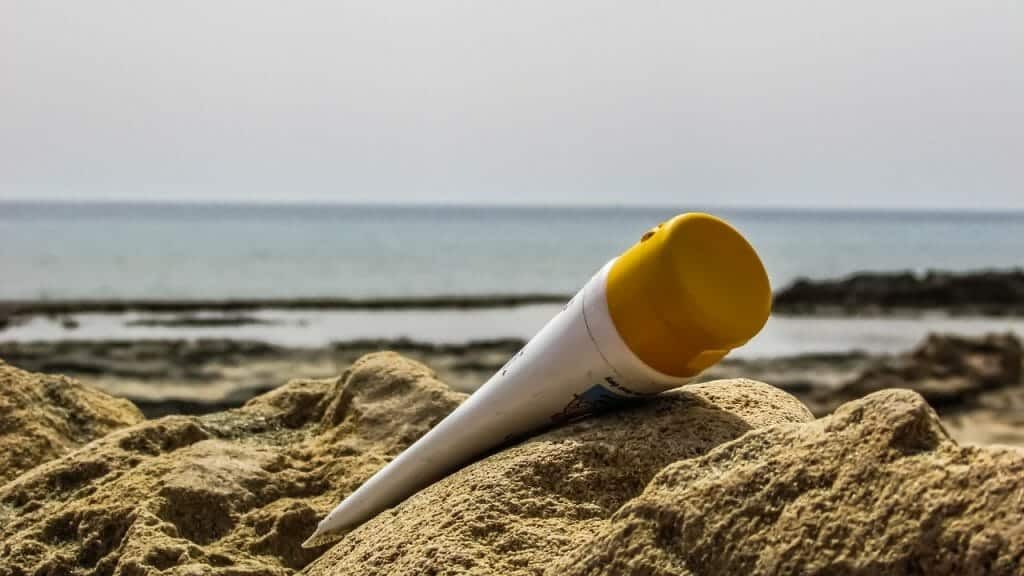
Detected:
left=555, top=389, right=1024, bottom=576
left=305, top=379, right=815, bottom=576
left=4, top=352, right=1022, bottom=575
left=0, top=360, right=143, bottom=485
left=0, top=352, right=464, bottom=575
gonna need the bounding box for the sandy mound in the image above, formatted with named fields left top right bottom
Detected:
left=0, top=352, right=464, bottom=575
left=0, top=359, right=143, bottom=485
left=2, top=352, right=1022, bottom=575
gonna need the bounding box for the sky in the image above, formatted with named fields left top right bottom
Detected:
left=1, top=1, right=1021, bottom=210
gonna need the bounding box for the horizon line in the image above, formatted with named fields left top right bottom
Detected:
left=2, top=197, right=1024, bottom=215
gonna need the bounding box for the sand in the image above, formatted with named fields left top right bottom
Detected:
left=1, top=352, right=1022, bottom=574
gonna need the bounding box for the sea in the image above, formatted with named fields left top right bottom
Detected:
left=3, top=202, right=1024, bottom=357
left=2, top=202, right=1022, bottom=300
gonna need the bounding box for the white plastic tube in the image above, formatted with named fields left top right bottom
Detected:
left=304, top=212, right=771, bottom=546
left=304, top=261, right=688, bottom=545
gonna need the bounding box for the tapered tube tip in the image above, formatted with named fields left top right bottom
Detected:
left=301, top=524, right=336, bottom=549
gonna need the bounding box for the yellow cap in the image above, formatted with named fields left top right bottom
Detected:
left=606, top=213, right=771, bottom=377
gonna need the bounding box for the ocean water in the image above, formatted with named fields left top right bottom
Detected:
left=1, top=202, right=1023, bottom=300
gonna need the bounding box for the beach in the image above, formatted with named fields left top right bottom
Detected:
left=3, top=204, right=1024, bottom=573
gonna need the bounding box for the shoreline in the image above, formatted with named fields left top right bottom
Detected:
left=3, top=268, right=1023, bottom=320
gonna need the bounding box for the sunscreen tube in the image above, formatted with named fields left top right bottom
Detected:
left=304, top=212, right=771, bottom=546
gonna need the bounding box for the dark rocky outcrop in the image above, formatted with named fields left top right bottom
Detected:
left=773, top=269, right=1024, bottom=315
left=837, top=332, right=1022, bottom=405
left=800, top=332, right=1023, bottom=418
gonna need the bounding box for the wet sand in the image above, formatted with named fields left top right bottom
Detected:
left=0, top=338, right=519, bottom=416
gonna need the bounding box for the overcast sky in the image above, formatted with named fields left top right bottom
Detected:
left=1, top=1, right=1021, bottom=209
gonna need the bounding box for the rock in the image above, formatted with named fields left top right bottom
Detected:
left=0, top=352, right=464, bottom=575
left=705, top=333, right=1024, bottom=446
left=304, top=379, right=815, bottom=575
left=773, top=269, right=1024, bottom=315
left=823, top=332, right=1022, bottom=411
left=0, top=339, right=333, bottom=418
left=553, top=390, right=1024, bottom=576
left=125, top=315, right=276, bottom=328
left=0, top=360, right=143, bottom=485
